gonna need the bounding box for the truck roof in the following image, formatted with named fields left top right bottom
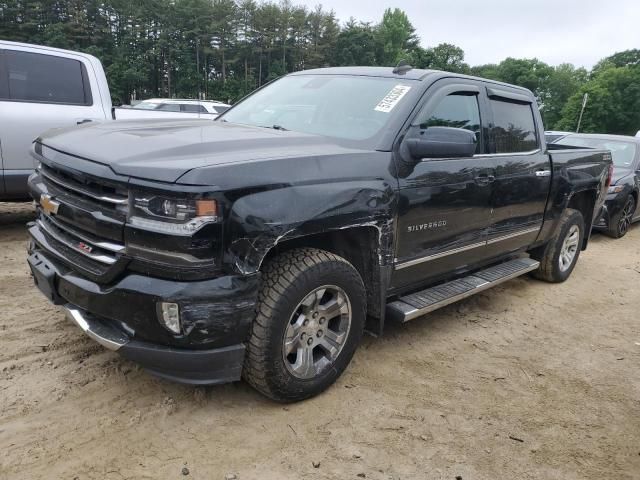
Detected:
left=290, top=66, right=436, bottom=81
left=289, top=66, right=534, bottom=96
left=0, top=40, right=101, bottom=63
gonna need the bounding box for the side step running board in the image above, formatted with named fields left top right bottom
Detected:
left=386, top=258, right=540, bottom=323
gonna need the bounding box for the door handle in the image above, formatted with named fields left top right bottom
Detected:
left=474, top=174, right=495, bottom=186
left=535, top=170, right=551, bottom=177
left=76, top=119, right=93, bottom=125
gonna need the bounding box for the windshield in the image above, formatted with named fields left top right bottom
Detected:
left=221, top=75, right=417, bottom=146
left=556, top=136, right=637, bottom=168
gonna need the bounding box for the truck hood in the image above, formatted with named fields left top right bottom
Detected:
left=38, top=119, right=363, bottom=183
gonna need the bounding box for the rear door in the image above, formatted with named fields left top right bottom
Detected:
left=392, top=79, right=495, bottom=289
left=0, top=47, right=105, bottom=198
left=482, top=88, right=550, bottom=256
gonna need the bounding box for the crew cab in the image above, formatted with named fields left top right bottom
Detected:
left=26, top=66, right=612, bottom=401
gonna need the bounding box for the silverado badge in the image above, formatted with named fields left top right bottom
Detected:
left=40, top=194, right=60, bottom=216
left=407, top=220, right=447, bottom=233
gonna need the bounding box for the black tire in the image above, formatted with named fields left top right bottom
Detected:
left=606, top=195, right=635, bottom=239
left=243, top=248, right=366, bottom=402
left=531, top=208, right=584, bottom=283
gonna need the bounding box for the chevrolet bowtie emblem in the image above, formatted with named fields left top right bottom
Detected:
left=40, top=194, right=60, bottom=215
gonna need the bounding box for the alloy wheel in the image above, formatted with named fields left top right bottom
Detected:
left=559, top=224, right=580, bottom=272
left=282, top=285, right=352, bottom=380
left=618, top=198, right=635, bottom=236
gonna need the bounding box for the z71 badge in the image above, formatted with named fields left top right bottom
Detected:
left=407, top=220, right=447, bottom=233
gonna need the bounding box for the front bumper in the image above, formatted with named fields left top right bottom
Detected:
left=63, top=305, right=245, bottom=384
left=27, top=230, right=260, bottom=385
left=593, top=193, right=628, bottom=230
left=594, top=203, right=610, bottom=229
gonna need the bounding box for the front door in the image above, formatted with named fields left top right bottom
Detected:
left=392, top=80, right=495, bottom=290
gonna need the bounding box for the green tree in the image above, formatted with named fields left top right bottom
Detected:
left=375, top=8, right=419, bottom=66
left=493, top=58, right=554, bottom=101
left=556, top=65, right=640, bottom=135
left=469, top=63, right=501, bottom=81
left=420, top=43, right=469, bottom=73
left=541, top=63, right=588, bottom=129
left=335, top=19, right=377, bottom=66
left=1, top=0, right=634, bottom=134
left=592, top=49, right=640, bottom=74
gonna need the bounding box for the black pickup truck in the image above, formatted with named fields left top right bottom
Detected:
left=27, top=66, right=612, bottom=401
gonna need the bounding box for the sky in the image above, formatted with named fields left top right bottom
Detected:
left=298, top=0, right=639, bottom=69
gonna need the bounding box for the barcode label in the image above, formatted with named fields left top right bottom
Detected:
left=375, top=85, right=412, bottom=113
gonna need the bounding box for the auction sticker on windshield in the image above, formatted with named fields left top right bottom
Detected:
left=375, top=85, right=412, bottom=113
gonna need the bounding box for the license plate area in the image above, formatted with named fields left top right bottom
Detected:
left=28, top=252, right=65, bottom=305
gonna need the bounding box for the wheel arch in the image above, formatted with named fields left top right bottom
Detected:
left=566, top=189, right=598, bottom=249
left=258, top=225, right=392, bottom=336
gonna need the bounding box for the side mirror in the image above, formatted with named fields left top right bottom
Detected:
left=406, top=126, right=477, bottom=159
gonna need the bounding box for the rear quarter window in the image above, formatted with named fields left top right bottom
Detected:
left=0, top=50, right=92, bottom=105
left=490, top=99, right=538, bottom=153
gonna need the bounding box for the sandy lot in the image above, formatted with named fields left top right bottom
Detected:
left=1, top=202, right=639, bottom=480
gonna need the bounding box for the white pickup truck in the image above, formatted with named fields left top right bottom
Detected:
left=0, top=40, right=228, bottom=200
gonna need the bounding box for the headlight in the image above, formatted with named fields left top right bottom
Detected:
left=608, top=185, right=624, bottom=194
left=129, top=192, right=219, bottom=236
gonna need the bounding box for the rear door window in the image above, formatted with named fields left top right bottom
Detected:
left=1, top=50, right=92, bottom=105
left=489, top=99, right=538, bottom=153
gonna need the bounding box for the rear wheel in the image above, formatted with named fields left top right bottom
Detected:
left=531, top=208, right=584, bottom=283
left=243, top=248, right=366, bottom=402
left=606, top=195, right=635, bottom=239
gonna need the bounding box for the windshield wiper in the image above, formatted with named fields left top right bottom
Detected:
left=261, top=124, right=288, bottom=131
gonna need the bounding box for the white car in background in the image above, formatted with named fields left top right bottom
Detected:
left=0, top=40, right=232, bottom=200
left=115, top=98, right=230, bottom=120
left=0, top=40, right=113, bottom=200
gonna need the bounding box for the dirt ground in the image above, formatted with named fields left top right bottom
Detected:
left=1, top=201, right=639, bottom=480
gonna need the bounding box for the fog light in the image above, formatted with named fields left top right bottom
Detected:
left=159, top=302, right=181, bottom=334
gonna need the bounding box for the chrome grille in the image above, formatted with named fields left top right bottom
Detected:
left=34, top=162, right=130, bottom=281
left=38, top=214, right=123, bottom=265
left=39, top=163, right=128, bottom=217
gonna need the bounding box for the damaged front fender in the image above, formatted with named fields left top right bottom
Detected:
left=224, top=180, right=397, bottom=275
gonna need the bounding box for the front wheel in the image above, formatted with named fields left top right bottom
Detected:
left=243, top=248, right=366, bottom=402
left=531, top=208, right=584, bottom=283
left=606, top=195, right=635, bottom=239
